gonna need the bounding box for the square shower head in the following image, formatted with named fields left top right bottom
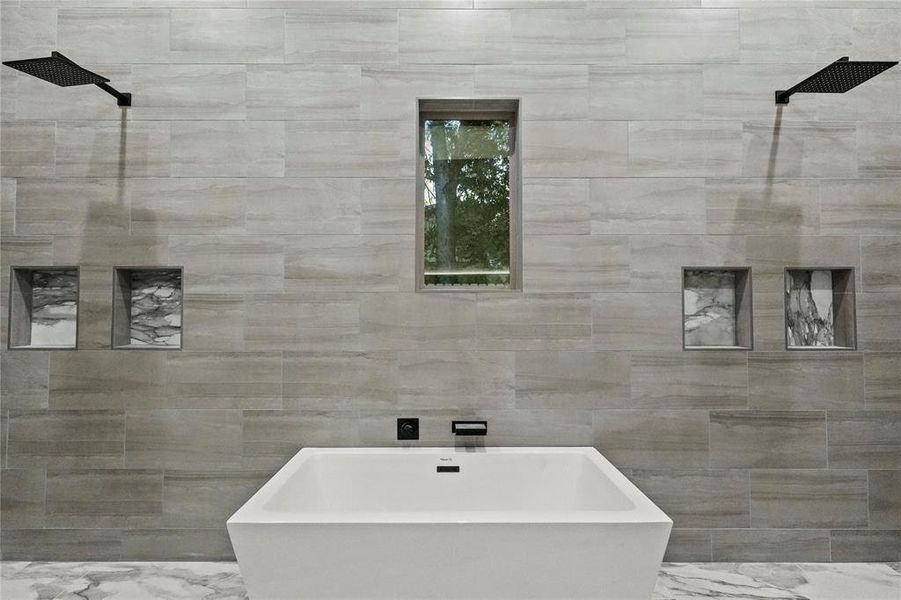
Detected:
left=2, top=51, right=109, bottom=87
left=776, top=57, right=898, bottom=104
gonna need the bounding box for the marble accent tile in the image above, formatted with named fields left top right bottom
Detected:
left=242, top=410, right=360, bottom=470
left=129, top=178, right=246, bottom=235
left=129, top=65, right=246, bottom=121
left=49, top=352, right=165, bottom=410
left=246, top=65, right=361, bottom=121
left=631, top=352, right=748, bottom=409
left=629, top=234, right=746, bottom=293
left=748, top=353, right=864, bottom=410
left=284, top=235, right=411, bottom=292
left=17, top=270, right=77, bottom=349
left=399, top=9, right=512, bottom=64
left=0, top=468, right=46, bottom=529
left=0, top=352, right=49, bottom=410
left=629, top=121, right=743, bottom=177
left=785, top=269, right=837, bottom=347
left=709, top=410, right=827, bottom=468
left=828, top=410, right=901, bottom=469
left=125, top=410, right=243, bottom=471
left=396, top=351, right=515, bottom=409
left=593, top=410, right=709, bottom=468
left=515, top=351, right=630, bottom=409
left=169, top=9, right=284, bottom=63
left=865, top=353, right=901, bottom=409
left=863, top=237, right=901, bottom=292
left=122, top=270, right=181, bottom=348
left=512, top=9, right=625, bottom=64
left=592, top=178, right=705, bottom=235
left=705, top=179, right=820, bottom=235
left=15, top=179, right=129, bottom=236
left=858, top=292, right=901, bottom=352
left=521, top=179, right=590, bottom=236
left=122, top=529, right=235, bottom=561
left=0, top=122, right=55, bottom=178
left=522, top=121, right=628, bottom=178
left=796, top=562, right=901, bottom=596
left=45, top=469, right=162, bottom=529
left=819, top=179, right=901, bottom=235
left=703, top=63, right=820, bottom=121
left=285, top=121, right=411, bottom=178
left=171, top=122, right=285, bottom=178
left=245, top=178, right=360, bottom=235
left=58, top=9, right=169, bottom=64
left=182, top=295, right=245, bottom=353
left=169, top=235, right=284, bottom=294
left=712, top=529, right=831, bottom=562
left=740, top=8, right=853, bottom=63
left=0, top=529, right=122, bottom=561
left=750, top=469, right=868, bottom=529
left=477, top=293, right=593, bottom=351
left=475, top=65, right=589, bottom=120
left=831, top=530, right=901, bottom=562
left=0, top=7, right=56, bottom=59
left=869, top=470, right=901, bottom=529
left=629, top=469, right=750, bottom=528
left=592, top=292, right=682, bottom=351
left=624, top=8, right=739, bottom=64
left=360, top=65, right=474, bottom=122
left=286, top=8, right=398, bottom=64
left=361, top=293, right=476, bottom=351
left=360, top=178, right=414, bottom=235
left=683, top=270, right=737, bottom=347
left=164, top=353, right=282, bottom=410
left=663, top=530, right=712, bottom=562
left=282, top=352, right=397, bottom=410
left=859, top=123, right=901, bottom=178
left=7, top=410, right=124, bottom=469
left=591, top=65, right=702, bottom=120
left=742, top=121, right=858, bottom=179
left=163, top=471, right=270, bottom=529
left=523, top=235, right=629, bottom=292
left=243, top=293, right=361, bottom=352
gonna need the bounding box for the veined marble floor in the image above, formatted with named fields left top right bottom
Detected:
left=0, top=561, right=898, bottom=599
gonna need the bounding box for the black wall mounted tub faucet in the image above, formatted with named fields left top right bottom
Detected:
left=2, top=51, right=132, bottom=106
left=452, top=421, right=487, bottom=436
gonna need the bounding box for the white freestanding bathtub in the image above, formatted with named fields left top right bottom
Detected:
left=228, top=447, right=671, bottom=600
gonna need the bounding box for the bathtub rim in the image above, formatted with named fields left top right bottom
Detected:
left=227, top=447, right=672, bottom=526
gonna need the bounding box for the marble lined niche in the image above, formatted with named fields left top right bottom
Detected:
left=112, top=267, right=183, bottom=349
left=785, top=268, right=856, bottom=350
left=8, top=267, right=79, bottom=349
left=683, top=268, right=752, bottom=350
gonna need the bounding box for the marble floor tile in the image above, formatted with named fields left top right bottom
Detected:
left=1, top=561, right=898, bottom=600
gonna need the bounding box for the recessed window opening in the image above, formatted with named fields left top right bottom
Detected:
left=417, top=99, right=521, bottom=291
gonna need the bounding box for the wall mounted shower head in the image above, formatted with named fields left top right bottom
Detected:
left=2, top=51, right=131, bottom=106
left=775, top=57, right=898, bottom=105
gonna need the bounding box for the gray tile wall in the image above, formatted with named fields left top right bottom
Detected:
left=1, top=0, right=899, bottom=563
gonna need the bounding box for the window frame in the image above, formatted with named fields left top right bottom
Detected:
left=415, top=98, right=522, bottom=292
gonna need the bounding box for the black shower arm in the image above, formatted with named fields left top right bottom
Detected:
left=775, top=57, right=849, bottom=105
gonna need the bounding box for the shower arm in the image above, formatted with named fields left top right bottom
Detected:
left=95, top=81, right=132, bottom=106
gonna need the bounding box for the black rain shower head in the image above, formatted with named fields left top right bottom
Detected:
left=2, top=51, right=131, bottom=106
left=775, top=57, right=898, bottom=105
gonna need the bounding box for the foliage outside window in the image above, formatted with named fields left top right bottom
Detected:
left=418, top=100, right=519, bottom=290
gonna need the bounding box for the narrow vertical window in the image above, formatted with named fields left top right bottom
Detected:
left=417, top=99, right=520, bottom=290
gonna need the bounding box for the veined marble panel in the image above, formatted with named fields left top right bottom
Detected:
left=683, top=270, right=736, bottom=347
left=128, top=270, right=182, bottom=348
left=29, top=270, right=78, bottom=348
left=785, top=269, right=835, bottom=348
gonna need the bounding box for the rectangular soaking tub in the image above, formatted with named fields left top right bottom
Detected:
left=228, top=447, right=671, bottom=600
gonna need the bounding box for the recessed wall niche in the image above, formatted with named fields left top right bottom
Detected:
left=7, top=266, right=79, bottom=350
left=682, top=267, right=752, bottom=350
left=112, top=267, right=183, bottom=350
left=784, top=268, right=856, bottom=350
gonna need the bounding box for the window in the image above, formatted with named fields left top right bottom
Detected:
left=417, top=99, right=521, bottom=290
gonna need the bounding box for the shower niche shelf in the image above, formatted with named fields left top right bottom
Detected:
left=682, top=267, right=752, bottom=351
left=784, top=268, right=856, bottom=351
left=7, top=266, right=79, bottom=350
left=112, top=267, right=183, bottom=350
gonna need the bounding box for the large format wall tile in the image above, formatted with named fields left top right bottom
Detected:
left=164, top=353, right=282, bottom=410
left=523, top=121, right=628, bottom=178
left=750, top=469, right=868, bottom=529
left=522, top=179, right=590, bottom=235
left=591, top=292, right=682, bottom=351
left=862, top=237, right=901, bottom=292
left=827, top=410, right=901, bottom=469
left=830, top=530, right=901, bottom=562
left=868, top=470, right=901, bottom=529
left=628, top=469, right=749, bottom=528
left=515, top=351, right=629, bottom=410
left=858, top=292, right=901, bottom=352
left=523, top=235, right=629, bottom=293
left=130, top=65, right=246, bottom=121
left=360, top=65, right=474, bottom=122
left=590, top=66, right=702, bottom=121
left=865, top=353, right=901, bottom=409
left=711, top=529, right=830, bottom=563
left=512, top=9, right=624, bottom=65
left=284, top=235, right=411, bottom=292
left=858, top=123, right=901, bottom=178
left=7, top=410, right=124, bottom=469
left=58, top=9, right=169, bottom=64
left=592, top=179, right=705, bottom=235
left=171, top=122, right=285, bottom=178
left=629, top=234, right=746, bottom=293
left=399, top=10, right=511, bottom=64
left=663, top=530, right=712, bottom=562
left=0, top=122, right=55, bottom=178
left=128, top=178, right=246, bottom=235
left=819, top=180, right=901, bottom=235
left=631, top=352, right=748, bottom=410
left=739, top=9, right=852, bottom=64
left=15, top=179, right=129, bottom=236
left=244, top=293, right=361, bottom=352
left=125, top=410, right=242, bottom=471
left=624, top=9, right=740, bottom=64
left=182, top=294, right=245, bottom=352
left=169, top=9, right=284, bottom=64
left=0, top=468, right=46, bottom=530
left=45, top=469, right=161, bottom=529
left=283, top=352, right=397, bottom=411
left=742, top=121, right=858, bottom=178
left=748, top=353, right=864, bottom=410
left=286, top=121, right=411, bottom=178
left=286, top=8, right=397, bottom=64
left=49, top=352, right=165, bottom=410
left=169, top=235, right=284, bottom=294
left=360, top=178, right=414, bottom=235
left=162, top=470, right=271, bottom=529
left=242, top=410, right=359, bottom=470
left=628, top=122, right=743, bottom=177
left=396, top=351, right=514, bottom=409
left=247, top=65, right=361, bottom=121
left=1, top=529, right=122, bottom=561
left=1, top=8, right=56, bottom=59
left=362, top=293, right=476, bottom=351
left=702, top=64, right=819, bottom=122
left=594, top=410, right=708, bottom=469
left=477, top=293, right=592, bottom=351
left=475, top=65, right=588, bottom=121
left=705, top=179, right=820, bottom=235
left=246, top=178, right=360, bottom=235
left=1, top=352, right=49, bottom=410
left=709, top=410, right=827, bottom=468
left=122, top=529, right=234, bottom=561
